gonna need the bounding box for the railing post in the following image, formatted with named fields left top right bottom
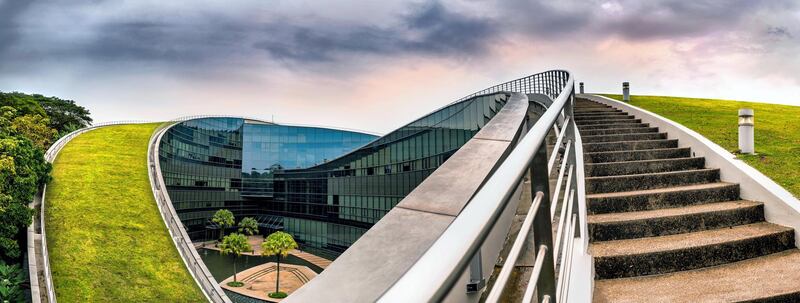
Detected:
left=529, top=141, right=557, bottom=302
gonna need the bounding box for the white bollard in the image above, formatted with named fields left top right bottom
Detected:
left=738, top=108, right=754, bottom=154
left=622, top=82, right=630, bottom=102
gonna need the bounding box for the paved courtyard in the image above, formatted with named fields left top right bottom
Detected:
left=220, top=262, right=317, bottom=302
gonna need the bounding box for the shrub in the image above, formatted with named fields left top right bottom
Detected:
left=268, top=291, right=288, bottom=299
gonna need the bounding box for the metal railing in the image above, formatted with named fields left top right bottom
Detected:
left=379, top=70, right=588, bottom=302
left=34, top=120, right=155, bottom=303
left=147, top=122, right=233, bottom=303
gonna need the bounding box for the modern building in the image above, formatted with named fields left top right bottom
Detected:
left=158, top=93, right=509, bottom=257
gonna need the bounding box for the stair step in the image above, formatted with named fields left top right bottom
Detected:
left=582, top=132, right=667, bottom=144
left=588, top=182, right=740, bottom=214
left=574, top=108, right=621, bottom=114
left=591, top=222, right=795, bottom=279
left=573, top=112, right=629, bottom=118
left=586, top=157, right=705, bottom=177
left=586, top=168, right=720, bottom=194
left=579, top=127, right=658, bottom=137
left=576, top=118, right=642, bottom=126
left=578, top=123, right=650, bottom=131
left=574, top=115, right=636, bottom=122
left=584, top=147, right=691, bottom=164
left=593, top=249, right=800, bottom=302
left=583, top=139, right=678, bottom=153
left=588, top=200, right=764, bottom=241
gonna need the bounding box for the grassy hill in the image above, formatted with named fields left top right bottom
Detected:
left=601, top=94, right=800, bottom=198
left=45, top=123, right=206, bottom=302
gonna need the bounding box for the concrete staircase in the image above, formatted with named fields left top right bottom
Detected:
left=575, top=99, right=800, bottom=302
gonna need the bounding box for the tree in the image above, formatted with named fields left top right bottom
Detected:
left=0, top=92, right=46, bottom=117
left=219, top=233, right=251, bottom=286
left=10, top=114, right=57, bottom=150
left=261, top=231, right=298, bottom=299
left=0, top=260, right=25, bottom=302
left=0, top=91, right=92, bottom=137
left=238, top=217, right=258, bottom=236
left=0, top=133, right=50, bottom=260
left=211, top=209, right=235, bottom=242
left=35, top=95, right=92, bottom=135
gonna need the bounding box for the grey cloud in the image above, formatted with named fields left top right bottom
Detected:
left=83, top=19, right=248, bottom=63
left=253, top=1, right=498, bottom=63
left=1, top=0, right=799, bottom=76
left=0, top=0, right=36, bottom=53
left=497, top=0, right=591, bottom=37
left=598, top=0, right=798, bottom=40
left=767, top=26, right=792, bottom=39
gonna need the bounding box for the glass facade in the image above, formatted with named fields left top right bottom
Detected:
left=158, top=93, right=509, bottom=257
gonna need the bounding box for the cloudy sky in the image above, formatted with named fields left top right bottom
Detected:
left=1, top=0, right=798, bottom=133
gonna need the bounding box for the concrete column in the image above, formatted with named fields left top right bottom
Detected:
left=579, top=82, right=584, bottom=94
left=622, top=82, right=630, bottom=102
left=738, top=108, right=754, bottom=154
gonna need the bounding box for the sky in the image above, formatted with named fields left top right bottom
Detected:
left=1, top=0, right=798, bottom=134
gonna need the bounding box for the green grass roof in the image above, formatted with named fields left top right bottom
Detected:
left=45, top=123, right=206, bottom=302
left=601, top=94, right=800, bottom=198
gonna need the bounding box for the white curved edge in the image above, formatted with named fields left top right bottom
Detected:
left=27, top=198, right=41, bottom=303
left=585, top=94, right=800, bottom=247
left=565, top=111, right=594, bottom=303
left=148, top=122, right=232, bottom=303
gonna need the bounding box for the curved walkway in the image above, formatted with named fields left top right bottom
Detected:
left=44, top=124, right=205, bottom=302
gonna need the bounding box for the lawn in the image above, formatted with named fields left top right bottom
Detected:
left=601, top=94, right=800, bottom=198
left=45, top=123, right=206, bottom=302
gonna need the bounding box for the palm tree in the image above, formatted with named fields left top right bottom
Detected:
left=212, top=209, right=235, bottom=242
left=219, top=233, right=251, bottom=286
left=261, top=231, right=298, bottom=298
left=238, top=217, right=258, bottom=236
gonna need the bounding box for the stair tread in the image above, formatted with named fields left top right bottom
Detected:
left=586, top=168, right=718, bottom=182
left=583, top=138, right=674, bottom=146
left=587, top=182, right=734, bottom=199
left=587, top=157, right=698, bottom=167
left=588, top=200, right=760, bottom=225
left=590, top=222, right=791, bottom=257
left=585, top=147, right=686, bottom=156
left=583, top=132, right=665, bottom=138
left=593, top=249, right=800, bottom=302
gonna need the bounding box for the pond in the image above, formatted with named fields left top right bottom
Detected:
left=198, top=248, right=324, bottom=282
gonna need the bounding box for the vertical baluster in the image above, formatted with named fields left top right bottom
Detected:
left=530, top=141, right=557, bottom=302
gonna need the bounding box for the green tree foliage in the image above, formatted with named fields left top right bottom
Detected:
left=212, top=209, right=235, bottom=241
left=261, top=231, right=298, bottom=296
left=219, top=233, right=251, bottom=283
left=9, top=112, right=58, bottom=150
left=0, top=92, right=46, bottom=117
left=0, top=91, right=92, bottom=136
left=238, top=217, right=258, bottom=236
left=0, top=260, right=25, bottom=302
left=0, top=134, right=50, bottom=260
left=36, top=95, right=92, bottom=135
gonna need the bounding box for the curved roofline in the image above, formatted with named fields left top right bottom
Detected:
left=166, top=114, right=383, bottom=137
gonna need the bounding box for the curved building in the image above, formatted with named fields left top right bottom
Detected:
left=158, top=93, right=510, bottom=257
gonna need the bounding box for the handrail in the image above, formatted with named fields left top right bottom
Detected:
left=379, top=70, right=585, bottom=302
left=35, top=120, right=154, bottom=303
left=148, top=122, right=233, bottom=303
